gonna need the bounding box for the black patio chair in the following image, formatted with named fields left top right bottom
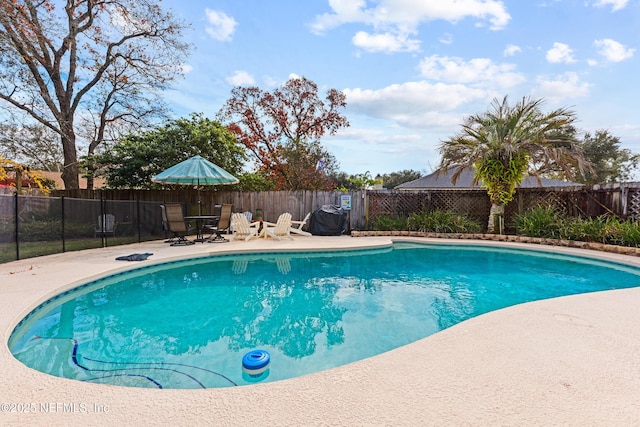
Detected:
left=161, top=204, right=195, bottom=246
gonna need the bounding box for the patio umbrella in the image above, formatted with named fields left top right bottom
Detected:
left=152, top=155, right=239, bottom=215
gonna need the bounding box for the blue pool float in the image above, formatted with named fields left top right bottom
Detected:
left=242, top=350, right=270, bottom=376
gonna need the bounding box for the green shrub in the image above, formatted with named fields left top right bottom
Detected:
left=616, top=220, right=640, bottom=247
left=562, top=215, right=619, bottom=243
left=407, top=210, right=481, bottom=233
left=514, top=205, right=562, bottom=238
left=515, top=208, right=640, bottom=246
left=371, top=215, right=407, bottom=231
left=0, top=220, right=14, bottom=243
left=15, top=219, right=95, bottom=242
left=17, top=219, right=63, bottom=241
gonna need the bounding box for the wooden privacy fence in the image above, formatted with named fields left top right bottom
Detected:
left=54, top=189, right=368, bottom=231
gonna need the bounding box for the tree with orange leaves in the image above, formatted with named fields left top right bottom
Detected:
left=0, top=157, right=53, bottom=193
left=217, top=76, right=349, bottom=190
left=0, top=0, right=190, bottom=189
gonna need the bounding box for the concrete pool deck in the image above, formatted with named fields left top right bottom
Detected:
left=1, top=235, right=640, bottom=426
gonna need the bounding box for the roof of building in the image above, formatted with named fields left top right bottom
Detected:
left=36, top=171, right=106, bottom=189
left=395, top=167, right=584, bottom=190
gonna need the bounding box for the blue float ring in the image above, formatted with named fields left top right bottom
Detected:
left=242, top=350, right=270, bottom=376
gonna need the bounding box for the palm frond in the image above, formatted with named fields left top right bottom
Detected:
left=438, top=95, right=594, bottom=203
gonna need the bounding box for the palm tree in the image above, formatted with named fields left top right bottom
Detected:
left=438, top=96, right=592, bottom=232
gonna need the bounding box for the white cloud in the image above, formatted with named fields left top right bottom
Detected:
left=418, top=55, right=526, bottom=89
left=534, top=72, right=591, bottom=103
left=538, top=0, right=562, bottom=7
left=225, top=71, right=255, bottom=86
left=310, top=0, right=511, bottom=41
left=332, top=127, right=423, bottom=147
left=438, top=33, right=453, bottom=45
left=205, top=9, right=237, bottom=42
left=546, top=42, right=577, bottom=64
left=503, top=44, right=521, bottom=57
left=352, top=31, right=421, bottom=53
left=343, top=81, right=487, bottom=129
left=594, top=38, right=635, bottom=62
left=309, top=0, right=368, bottom=34
left=326, top=127, right=438, bottom=174
left=259, top=73, right=302, bottom=88
left=180, top=64, right=193, bottom=74
left=592, top=0, right=628, bottom=12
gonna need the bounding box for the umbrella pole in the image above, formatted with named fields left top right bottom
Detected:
left=198, top=178, right=202, bottom=216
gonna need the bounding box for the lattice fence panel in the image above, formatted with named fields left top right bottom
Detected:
left=368, top=191, right=430, bottom=218
left=430, top=192, right=491, bottom=225
left=626, top=189, right=640, bottom=219
left=504, top=189, right=580, bottom=232
left=519, top=190, right=570, bottom=216
left=368, top=190, right=492, bottom=230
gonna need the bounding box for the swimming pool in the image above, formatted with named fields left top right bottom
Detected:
left=9, top=242, right=640, bottom=389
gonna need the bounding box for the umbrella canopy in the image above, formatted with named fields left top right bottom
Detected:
left=151, top=155, right=239, bottom=186
left=152, top=155, right=239, bottom=215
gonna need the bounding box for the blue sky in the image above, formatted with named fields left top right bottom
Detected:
left=161, top=0, right=639, bottom=177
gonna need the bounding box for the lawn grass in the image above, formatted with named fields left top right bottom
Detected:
left=0, top=236, right=145, bottom=263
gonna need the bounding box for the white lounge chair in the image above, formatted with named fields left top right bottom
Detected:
left=94, top=214, right=117, bottom=238
left=230, top=212, right=259, bottom=241
left=290, top=212, right=311, bottom=236
left=264, top=212, right=294, bottom=240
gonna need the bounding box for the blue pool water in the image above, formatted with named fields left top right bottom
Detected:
left=9, top=242, right=640, bottom=389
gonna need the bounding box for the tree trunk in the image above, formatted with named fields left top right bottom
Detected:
left=60, top=132, right=80, bottom=190
left=15, top=169, right=22, bottom=193
left=86, top=174, right=94, bottom=191
left=487, top=203, right=505, bottom=234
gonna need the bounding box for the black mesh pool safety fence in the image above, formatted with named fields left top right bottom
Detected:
left=0, top=194, right=178, bottom=263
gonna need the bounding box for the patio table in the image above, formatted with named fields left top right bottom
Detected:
left=253, top=220, right=279, bottom=239
left=185, top=215, right=219, bottom=243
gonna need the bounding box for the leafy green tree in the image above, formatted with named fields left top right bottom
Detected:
left=235, top=172, right=275, bottom=191
left=327, top=171, right=350, bottom=190
left=348, top=172, right=380, bottom=190
left=535, top=128, right=637, bottom=185
left=217, top=76, right=349, bottom=190
left=94, top=114, right=246, bottom=189
left=333, top=171, right=380, bottom=191
left=379, top=169, right=422, bottom=189
left=577, top=130, right=639, bottom=184
left=439, top=96, right=592, bottom=232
